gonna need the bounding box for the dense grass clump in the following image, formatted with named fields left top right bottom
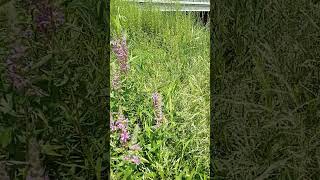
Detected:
left=212, top=0, right=320, bottom=179
left=0, top=0, right=108, bottom=179
left=110, top=0, right=209, bottom=179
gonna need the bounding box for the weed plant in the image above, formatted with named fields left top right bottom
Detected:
left=212, top=0, right=320, bottom=179
left=111, top=0, right=209, bottom=179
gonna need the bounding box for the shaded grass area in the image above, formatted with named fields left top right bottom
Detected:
left=111, top=0, right=209, bottom=179
left=0, top=0, right=108, bottom=179
left=212, top=0, right=320, bottom=179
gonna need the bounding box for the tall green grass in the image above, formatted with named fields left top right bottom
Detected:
left=212, top=0, right=320, bottom=179
left=0, top=0, right=108, bottom=179
left=111, top=0, right=209, bottom=179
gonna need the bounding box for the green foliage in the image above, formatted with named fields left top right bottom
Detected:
left=111, top=0, right=209, bottom=179
left=0, top=0, right=108, bottom=179
left=212, top=0, right=320, bottom=179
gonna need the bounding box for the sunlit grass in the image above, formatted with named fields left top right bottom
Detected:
left=110, top=0, right=209, bottom=179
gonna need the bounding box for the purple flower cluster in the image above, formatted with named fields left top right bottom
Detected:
left=124, top=155, right=140, bottom=165
left=110, top=113, right=130, bottom=144
left=28, top=1, right=65, bottom=33
left=110, top=112, right=143, bottom=165
left=110, top=35, right=131, bottom=91
left=4, top=1, right=64, bottom=96
left=110, top=35, right=143, bottom=165
left=111, top=36, right=130, bottom=73
left=120, top=129, right=130, bottom=144
left=152, top=92, right=164, bottom=127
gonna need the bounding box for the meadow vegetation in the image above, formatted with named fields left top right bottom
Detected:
left=0, top=0, right=108, bottom=179
left=110, top=0, right=209, bottom=179
left=211, top=0, right=320, bottom=179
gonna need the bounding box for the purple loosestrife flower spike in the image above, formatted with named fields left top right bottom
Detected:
left=111, top=36, right=129, bottom=73
left=6, top=42, right=45, bottom=96
left=34, top=1, right=64, bottom=33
